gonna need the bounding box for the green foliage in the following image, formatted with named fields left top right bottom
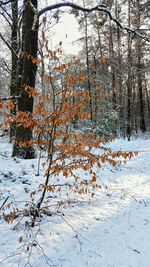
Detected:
left=77, top=111, right=118, bottom=137
left=95, top=111, right=118, bottom=137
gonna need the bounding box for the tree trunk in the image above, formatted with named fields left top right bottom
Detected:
left=136, top=0, right=146, bottom=132
left=109, top=22, right=117, bottom=111
left=126, top=0, right=132, bottom=141
left=109, top=0, right=117, bottom=111
left=93, top=55, right=98, bottom=121
left=12, top=0, right=38, bottom=158
left=9, top=0, right=18, bottom=141
left=83, top=0, right=93, bottom=120
left=115, top=0, right=123, bottom=135
left=144, top=74, right=150, bottom=121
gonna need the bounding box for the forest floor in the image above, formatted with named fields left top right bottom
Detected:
left=0, top=135, right=150, bottom=267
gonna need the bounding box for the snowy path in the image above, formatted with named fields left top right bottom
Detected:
left=41, top=138, right=150, bottom=267
left=0, top=138, right=150, bottom=267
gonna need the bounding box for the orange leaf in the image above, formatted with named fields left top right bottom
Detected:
left=0, top=101, right=3, bottom=108
left=79, top=112, right=89, bottom=120
left=6, top=101, right=15, bottom=110
left=91, top=175, right=96, bottom=182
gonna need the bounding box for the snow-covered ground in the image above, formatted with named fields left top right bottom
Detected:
left=0, top=136, right=150, bottom=267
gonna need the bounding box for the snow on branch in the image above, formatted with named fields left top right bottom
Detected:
left=38, top=2, right=150, bottom=42
left=0, top=95, right=21, bottom=101
left=0, top=0, right=16, bottom=6
left=0, top=1, right=149, bottom=42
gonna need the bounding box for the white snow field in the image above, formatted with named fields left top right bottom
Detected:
left=0, top=136, right=150, bottom=267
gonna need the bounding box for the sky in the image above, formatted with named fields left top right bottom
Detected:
left=51, top=13, right=81, bottom=55
left=40, top=0, right=83, bottom=55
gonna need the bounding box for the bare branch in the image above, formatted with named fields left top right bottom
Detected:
left=0, top=95, right=21, bottom=101
left=0, top=9, right=12, bottom=26
left=0, top=60, right=11, bottom=74
left=0, top=32, right=18, bottom=59
left=0, top=0, right=16, bottom=6
left=38, top=2, right=150, bottom=42
left=1, top=1, right=149, bottom=41
left=38, top=3, right=106, bottom=17
left=0, top=5, right=12, bottom=22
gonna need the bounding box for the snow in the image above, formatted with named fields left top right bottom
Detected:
left=0, top=136, right=150, bottom=267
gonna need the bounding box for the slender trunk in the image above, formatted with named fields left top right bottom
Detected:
left=132, top=71, right=137, bottom=132
left=83, top=0, right=93, bottom=120
left=115, top=0, right=123, bottom=134
left=95, top=13, right=104, bottom=115
left=144, top=75, right=150, bottom=120
left=40, top=49, right=46, bottom=110
left=93, top=55, right=98, bottom=121
left=9, top=0, right=18, bottom=141
left=126, top=0, right=132, bottom=141
left=109, top=22, right=117, bottom=111
left=109, top=21, right=117, bottom=136
left=109, top=0, right=117, bottom=111
left=136, top=0, right=146, bottom=132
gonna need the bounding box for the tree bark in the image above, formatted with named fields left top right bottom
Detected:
left=108, top=0, right=117, bottom=112
left=136, top=0, right=146, bottom=132
left=109, top=22, right=117, bottom=111
left=126, top=0, right=132, bottom=141
left=115, top=0, right=123, bottom=135
left=9, top=0, right=18, bottom=141
left=12, top=0, right=38, bottom=158
left=83, top=0, right=93, bottom=120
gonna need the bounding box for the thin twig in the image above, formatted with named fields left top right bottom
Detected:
left=0, top=196, right=9, bottom=210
